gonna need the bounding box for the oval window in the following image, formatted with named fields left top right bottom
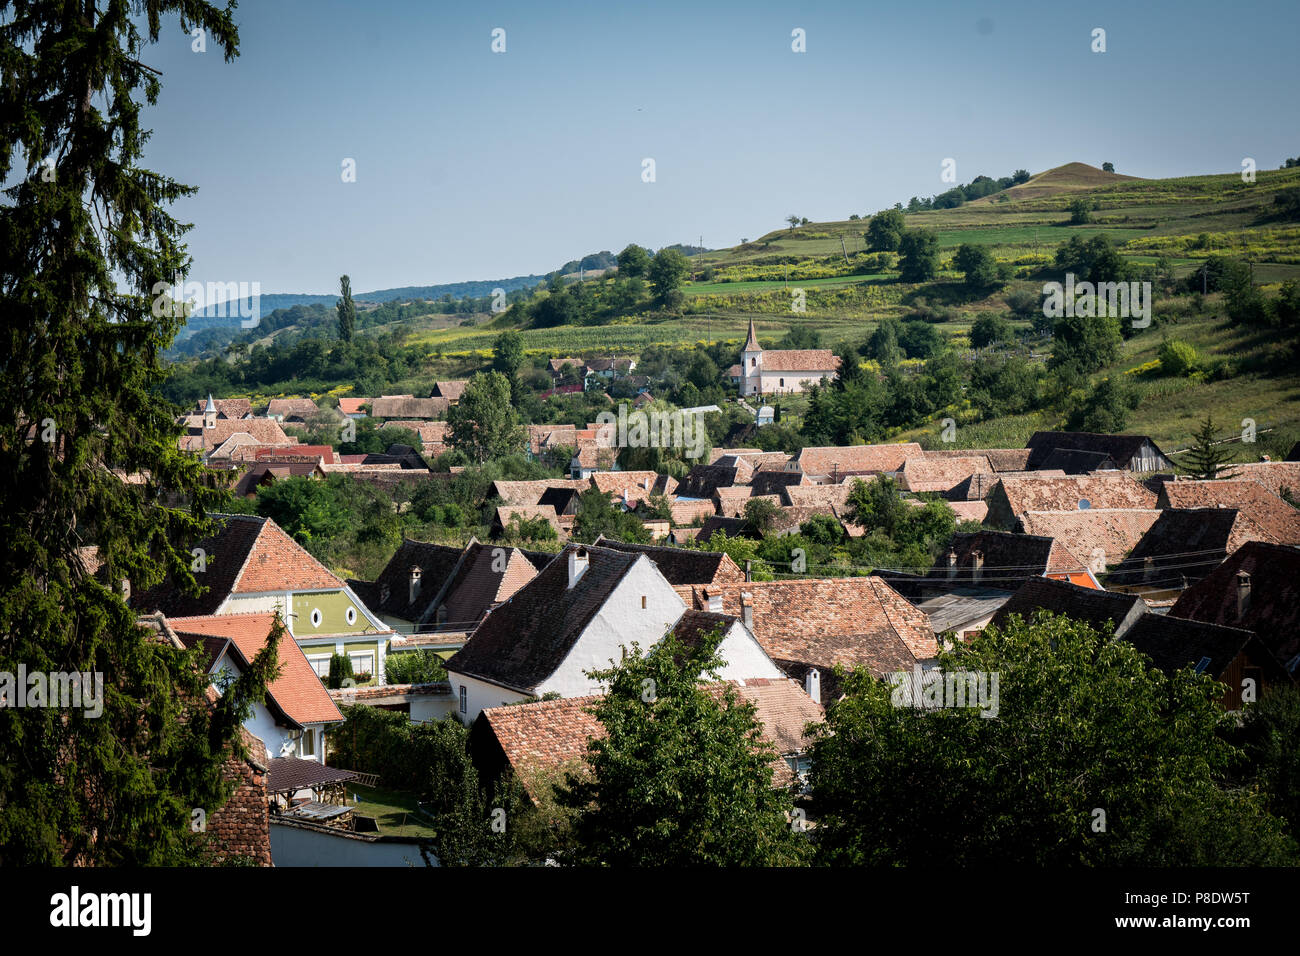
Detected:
left=345, top=606, right=357, bottom=626
left=310, top=608, right=322, bottom=628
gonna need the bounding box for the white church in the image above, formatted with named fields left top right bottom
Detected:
left=734, top=319, right=840, bottom=396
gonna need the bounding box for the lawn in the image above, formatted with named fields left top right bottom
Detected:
left=344, top=782, right=438, bottom=839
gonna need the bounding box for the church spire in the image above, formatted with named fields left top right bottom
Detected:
left=743, top=317, right=760, bottom=352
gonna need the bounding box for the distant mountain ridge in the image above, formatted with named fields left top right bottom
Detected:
left=179, top=273, right=548, bottom=339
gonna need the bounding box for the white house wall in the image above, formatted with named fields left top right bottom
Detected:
left=539, top=558, right=685, bottom=699
left=715, top=622, right=786, bottom=681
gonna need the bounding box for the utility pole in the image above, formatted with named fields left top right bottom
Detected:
left=839, top=236, right=850, bottom=265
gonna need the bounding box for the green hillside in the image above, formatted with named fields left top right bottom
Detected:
left=169, top=161, right=1300, bottom=457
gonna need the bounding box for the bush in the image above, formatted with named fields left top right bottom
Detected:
left=326, top=652, right=354, bottom=689
left=1158, top=339, right=1199, bottom=377
left=385, top=649, right=449, bottom=685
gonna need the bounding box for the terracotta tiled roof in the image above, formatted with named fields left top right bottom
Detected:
left=588, top=470, right=672, bottom=504
left=926, top=530, right=1091, bottom=589
left=990, top=577, right=1147, bottom=637
left=1107, top=508, right=1273, bottom=588
left=481, top=676, right=822, bottom=799
left=1159, top=480, right=1300, bottom=546
left=182, top=418, right=292, bottom=454
left=548, top=357, right=585, bottom=374
left=899, top=455, right=995, bottom=493
left=793, top=443, right=924, bottom=478
left=208, top=432, right=269, bottom=460
left=266, top=398, right=319, bottom=419
left=782, top=484, right=852, bottom=509
left=1017, top=509, right=1162, bottom=569
left=1208, top=463, right=1300, bottom=509
left=948, top=501, right=989, bottom=523
left=1122, top=613, right=1265, bottom=681
left=994, top=474, right=1158, bottom=516
left=169, top=612, right=343, bottom=727
left=490, top=479, right=588, bottom=506
left=759, top=349, right=840, bottom=372
left=1170, top=541, right=1300, bottom=671
left=337, top=397, right=370, bottom=415
left=131, top=515, right=342, bottom=616
left=353, top=539, right=466, bottom=622
left=494, top=505, right=562, bottom=537
left=684, top=577, right=937, bottom=677
left=193, top=397, right=252, bottom=419
left=370, top=395, right=449, bottom=420
left=923, top=447, right=1032, bottom=472
left=669, top=497, right=718, bottom=526
left=439, top=543, right=541, bottom=631
left=708, top=447, right=762, bottom=464
left=714, top=486, right=755, bottom=515
left=433, top=381, right=468, bottom=401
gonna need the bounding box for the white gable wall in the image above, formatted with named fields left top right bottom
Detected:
left=538, top=557, right=685, bottom=699
left=714, top=621, right=786, bottom=681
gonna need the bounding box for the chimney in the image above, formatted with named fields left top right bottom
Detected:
left=705, top=590, right=723, bottom=614
left=1143, top=555, right=1155, bottom=581
left=971, top=550, right=984, bottom=584
left=409, top=566, right=422, bottom=606
left=947, top=550, right=958, bottom=579
left=740, top=592, right=753, bottom=630
left=1236, top=571, right=1252, bottom=620
left=805, top=667, right=821, bottom=705
left=744, top=560, right=753, bottom=583
left=568, top=547, right=590, bottom=589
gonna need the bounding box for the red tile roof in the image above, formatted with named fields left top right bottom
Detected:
left=480, top=676, right=822, bottom=799
left=170, top=612, right=343, bottom=727
left=1158, top=478, right=1300, bottom=544
left=684, top=577, right=937, bottom=675
left=794, top=443, right=924, bottom=478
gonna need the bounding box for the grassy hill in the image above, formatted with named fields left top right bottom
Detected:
left=174, top=161, right=1300, bottom=457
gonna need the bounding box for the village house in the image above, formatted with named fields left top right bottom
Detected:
left=1024, top=431, right=1175, bottom=473
left=431, top=380, right=468, bottom=403
left=351, top=539, right=551, bottom=639
left=738, top=319, right=839, bottom=395
left=677, top=576, right=938, bottom=703
left=1015, top=509, right=1162, bottom=575
left=984, top=474, right=1158, bottom=529
left=1156, top=478, right=1300, bottom=544
left=1107, top=508, right=1276, bottom=603
left=164, top=611, right=344, bottom=764
left=921, top=529, right=1101, bottom=593
left=445, top=544, right=786, bottom=723
left=786, top=442, right=924, bottom=482
left=192, top=395, right=253, bottom=420
left=472, top=677, right=823, bottom=803
left=265, top=398, right=320, bottom=423
left=1170, top=541, right=1300, bottom=676
left=130, top=514, right=399, bottom=685
left=370, top=395, right=450, bottom=421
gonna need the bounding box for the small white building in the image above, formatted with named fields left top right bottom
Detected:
left=445, top=544, right=785, bottom=723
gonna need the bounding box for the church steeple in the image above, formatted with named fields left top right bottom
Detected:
left=743, top=317, right=761, bottom=352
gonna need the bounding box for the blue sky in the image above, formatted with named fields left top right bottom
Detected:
left=140, top=0, right=1300, bottom=295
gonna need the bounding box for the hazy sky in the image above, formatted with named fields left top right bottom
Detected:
left=139, top=0, right=1300, bottom=295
